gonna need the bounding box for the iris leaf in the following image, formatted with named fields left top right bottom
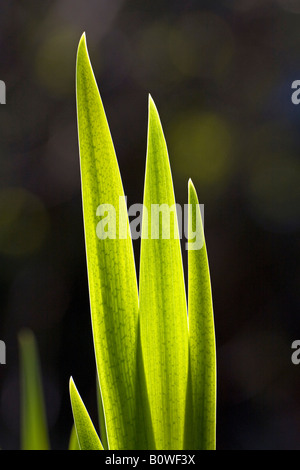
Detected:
left=76, top=33, right=153, bottom=450
left=139, top=96, right=189, bottom=450
left=69, top=377, right=103, bottom=450
left=18, top=328, right=50, bottom=450
left=184, top=180, right=216, bottom=450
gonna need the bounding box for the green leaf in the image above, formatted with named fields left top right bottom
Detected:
left=184, top=180, right=216, bottom=450
left=69, top=377, right=103, bottom=450
left=139, top=96, right=189, bottom=450
left=96, top=374, right=109, bottom=450
left=18, top=328, right=50, bottom=450
left=68, top=425, right=80, bottom=450
left=76, top=33, right=154, bottom=450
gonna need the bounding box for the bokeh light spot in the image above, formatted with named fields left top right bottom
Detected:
left=167, top=112, right=235, bottom=189
left=132, top=20, right=182, bottom=88
left=34, top=28, right=79, bottom=97
left=168, top=12, right=235, bottom=81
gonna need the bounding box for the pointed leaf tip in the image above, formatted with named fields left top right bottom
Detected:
left=185, top=182, right=216, bottom=450
left=140, top=94, right=189, bottom=449
left=77, top=32, right=87, bottom=55
left=76, top=37, right=152, bottom=449
left=148, top=94, right=159, bottom=115
left=148, top=93, right=154, bottom=105
left=69, top=376, right=74, bottom=390
left=80, top=32, right=86, bottom=43
left=70, top=377, right=103, bottom=450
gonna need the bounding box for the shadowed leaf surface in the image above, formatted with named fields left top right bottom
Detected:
left=19, top=329, right=50, bottom=450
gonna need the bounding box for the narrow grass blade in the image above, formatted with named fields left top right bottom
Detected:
left=18, top=328, right=50, bottom=450
left=139, top=96, right=189, bottom=450
left=184, top=180, right=216, bottom=450
left=69, top=377, right=103, bottom=450
left=76, top=33, right=153, bottom=449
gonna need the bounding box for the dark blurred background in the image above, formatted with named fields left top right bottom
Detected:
left=0, top=0, right=299, bottom=450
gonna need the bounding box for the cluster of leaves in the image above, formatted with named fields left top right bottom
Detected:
left=17, top=33, right=216, bottom=451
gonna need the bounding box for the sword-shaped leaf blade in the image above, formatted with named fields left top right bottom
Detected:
left=69, top=377, right=103, bottom=450
left=76, top=34, right=153, bottom=450
left=139, top=96, right=189, bottom=450
left=184, top=180, right=216, bottom=450
left=18, top=329, right=50, bottom=450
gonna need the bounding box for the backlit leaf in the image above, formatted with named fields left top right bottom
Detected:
left=76, top=33, right=153, bottom=450
left=184, top=180, right=216, bottom=450
left=139, top=96, right=189, bottom=450
left=69, top=377, right=103, bottom=450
